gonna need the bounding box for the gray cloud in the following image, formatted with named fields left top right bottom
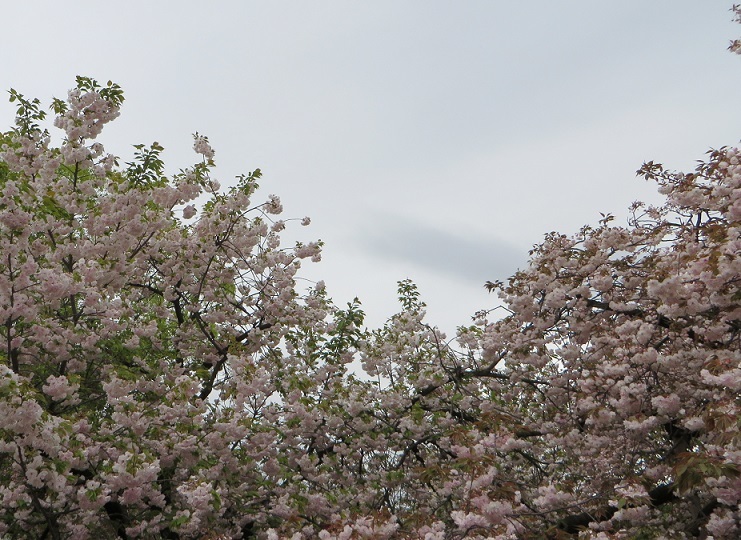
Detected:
left=359, top=213, right=526, bottom=286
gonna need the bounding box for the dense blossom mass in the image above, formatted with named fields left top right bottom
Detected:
left=0, top=12, right=740, bottom=540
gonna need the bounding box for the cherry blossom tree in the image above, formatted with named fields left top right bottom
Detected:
left=0, top=77, right=330, bottom=539
left=274, top=151, right=741, bottom=537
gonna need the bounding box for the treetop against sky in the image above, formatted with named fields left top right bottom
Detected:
left=0, top=4, right=739, bottom=540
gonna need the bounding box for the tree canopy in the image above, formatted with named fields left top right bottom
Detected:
left=0, top=11, right=739, bottom=540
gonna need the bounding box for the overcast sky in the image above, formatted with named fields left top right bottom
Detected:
left=2, top=1, right=740, bottom=333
